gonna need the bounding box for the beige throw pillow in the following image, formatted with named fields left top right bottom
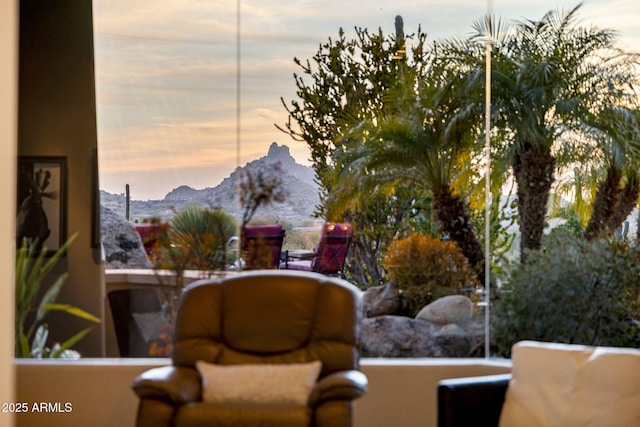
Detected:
left=196, top=360, right=322, bottom=407
left=499, top=340, right=640, bottom=427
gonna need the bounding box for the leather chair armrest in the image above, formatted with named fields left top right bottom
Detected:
left=309, top=370, right=368, bottom=405
left=132, top=365, right=202, bottom=405
left=438, top=374, right=511, bottom=427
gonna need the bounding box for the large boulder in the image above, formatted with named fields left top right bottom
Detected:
left=464, top=316, right=488, bottom=357
left=360, top=315, right=471, bottom=358
left=362, top=282, right=401, bottom=318
left=101, top=206, right=152, bottom=269
left=416, top=295, right=473, bottom=327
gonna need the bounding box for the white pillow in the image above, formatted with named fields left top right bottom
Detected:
left=499, top=340, right=640, bottom=427
left=195, top=360, right=322, bottom=407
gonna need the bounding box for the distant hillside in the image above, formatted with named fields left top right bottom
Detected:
left=100, top=143, right=321, bottom=226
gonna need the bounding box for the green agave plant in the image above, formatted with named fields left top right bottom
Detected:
left=15, top=234, right=100, bottom=358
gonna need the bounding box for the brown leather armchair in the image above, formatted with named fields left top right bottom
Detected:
left=132, top=270, right=367, bottom=427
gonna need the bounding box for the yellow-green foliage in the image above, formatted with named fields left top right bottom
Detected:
left=15, top=235, right=100, bottom=358
left=383, top=232, right=478, bottom=315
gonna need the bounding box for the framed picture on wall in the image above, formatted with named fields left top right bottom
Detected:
left=16, top=156, right=67, bottom=254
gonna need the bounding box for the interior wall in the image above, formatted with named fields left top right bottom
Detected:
left=1, top=1, right=17, bottom=425
left=18, top=0, right=104, bottom=356
left=15, top=359, right=512, bottom=427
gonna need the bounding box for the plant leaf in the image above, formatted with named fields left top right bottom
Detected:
left=35, top=275, right=66, bottom=322
left=40, top=303, right=101, bottom=323
left=30, top=324, right=49, bottom=358
left=17, top=332, right=30, bottom=358
left=49, top=328, right=91, bottom=358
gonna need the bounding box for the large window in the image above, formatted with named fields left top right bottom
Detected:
left=94, top=1, right=640, bottom=358
left=94, top=0, right=640, bottom=228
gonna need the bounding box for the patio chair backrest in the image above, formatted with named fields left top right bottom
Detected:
left=242, top=224, right=285, bottom=269
left=310, top=222, right=353, bottom=275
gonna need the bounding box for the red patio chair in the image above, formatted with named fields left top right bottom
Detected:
left=134, top=223, right=165, bottom=256
left=241, top=224, right=285, bottom=270
left=280, top=222, right=353, bottom=276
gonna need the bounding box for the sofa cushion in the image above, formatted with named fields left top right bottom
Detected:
left=499, top=340, right=640, bottom=427
left=196, top=360, right=322, bottom=407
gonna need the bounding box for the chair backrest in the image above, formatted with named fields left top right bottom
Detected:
left=172, top=270, right=362, bottom=378
left=108, top=288, right=163, bottom=357
left=134, top=223, right=163, bottom=256
left=310, top=222, right=353, bottom=274
left=242, top=224, right=285, bottom=269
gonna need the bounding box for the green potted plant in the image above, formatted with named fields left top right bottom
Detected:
left=15, top=234, right=100, bottom=358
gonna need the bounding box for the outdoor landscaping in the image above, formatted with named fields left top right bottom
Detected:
left=276, top=3, right=640, bottom=355
left=96, top=3, right=640, bottom=358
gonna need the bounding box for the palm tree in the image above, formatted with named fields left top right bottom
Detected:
left=467, top=4, right=640, bottom=260
left=582, top=107, right=640, bottom=239
left=329, top=47, right=486, bottom=274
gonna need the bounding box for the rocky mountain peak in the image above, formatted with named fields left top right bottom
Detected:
left=165, top=185, right=198, bottom=200
left=99, top=143, right=320, bottom=225
left=266, top=142, right=294, bottom=165
left=243, top=143, right=314, bottom=184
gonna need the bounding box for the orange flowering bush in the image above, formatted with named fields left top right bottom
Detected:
left=148, top=322, right=174, bottom=357
left=383, top=232, right=478, bottom=316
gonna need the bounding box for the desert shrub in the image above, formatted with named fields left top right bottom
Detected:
left=247, top=215, right=282, bottom=226
left=283, top=229, right=319, bottom=251
left=342, top=187, right=431, bottom=289
left=492, top=231, right=640, bottom=357
left=247, top=218, right=317, bottom=250
left=153, top=206, right=237, bottom=273
left=383, top=232, right=479, bottom=316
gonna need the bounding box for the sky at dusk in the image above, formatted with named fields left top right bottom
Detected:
left=93, top=0, right=640, bottom=200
